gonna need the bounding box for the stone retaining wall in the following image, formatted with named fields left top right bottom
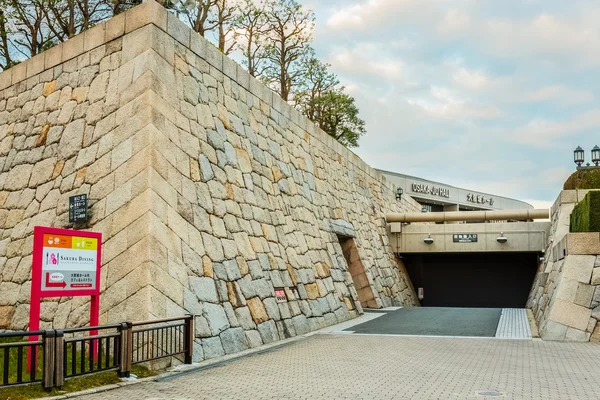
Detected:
left=527, top=190, right=600, bottom=342
left=0, top=1, right=420, bottom=360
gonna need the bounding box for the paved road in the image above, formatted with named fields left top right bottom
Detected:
left=75, top=334, right=600, bottom=400
left=347, top=307, right=502, bottom=337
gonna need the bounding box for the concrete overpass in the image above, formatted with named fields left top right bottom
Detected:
left=387, top=209, right=551, bottom=308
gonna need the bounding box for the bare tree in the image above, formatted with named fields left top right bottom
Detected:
left=9, top=0, right=54, bottom=57
left=262, top=0, right=314, bottom=101
left=0, top=7, right=14, bottom=69
left=213, top=0, right=237, bottom=54
left=233, top=0, right=267, bottom=76
left=175, top=0, right=217, bottom=37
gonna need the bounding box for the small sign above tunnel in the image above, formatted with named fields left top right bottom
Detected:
left=453, top=234, right=478, bottom=243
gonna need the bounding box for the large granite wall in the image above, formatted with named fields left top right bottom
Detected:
left=0, top=1, right=420, bottom=360
left=527, top=190, right=600, bottom=342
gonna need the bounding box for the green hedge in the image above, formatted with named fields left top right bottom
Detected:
left=570, top=191, right=600, bottom=232
left=563, top=168, right=600, bottom=190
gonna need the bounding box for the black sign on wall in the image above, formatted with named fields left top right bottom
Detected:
left=69, top=194, right=88, bottom=223
left=453, top=234, right=478, bottom=243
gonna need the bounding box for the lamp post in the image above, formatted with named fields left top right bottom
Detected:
left=574, top=146, right=600, bottom=170
left=396, top=187, right=403, bottom=201
left=592, top=145, right=600, bottom=166
left=574, top=146, right=584, bottom=167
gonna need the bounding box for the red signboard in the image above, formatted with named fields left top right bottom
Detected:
left=29, top=226, right=102, bottom=364
left=33, top=228, right=101, bottom=297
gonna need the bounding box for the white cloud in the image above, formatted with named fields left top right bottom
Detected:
left=517, top=85, right=594, bottom=106
left=311, top=0, right=600, bottom=202
left=510, top=109, right=600, bottom=147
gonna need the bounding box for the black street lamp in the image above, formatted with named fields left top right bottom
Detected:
left=574, top=146, right=585, bottom=167
left=592, top=145, right=600, bottom=166
left=395, top=187, right=403, bottom=200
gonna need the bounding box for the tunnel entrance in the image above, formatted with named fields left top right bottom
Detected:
left=403, top=252, right=539, bottom=308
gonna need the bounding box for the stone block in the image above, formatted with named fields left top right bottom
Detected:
left=245, top=330, right=263, bottom=348
left=27, top=54, right=45, bottom=78
left=549, top=298, right=592, bottom=331
left=592, top=287, right=600, bottom=309
left=205, top=43, right=223, bottom=70
left=0, top=305, right=15, bottom=328
left=63, top=33, right=85, bottom=62
left=167, top=12, right=190, bottom=46
left=201, top=336, right=224, bottom=359
left=574, top=283, right=594, bottom=308
left=11, top=62, right=26, bottom=84
left=246, top=297, right=268, bottom=324
left=194, top=316, right=212, bottom=338
left=234, top=306, right=255, bottom=330
left=106, top=12, right=126, bottom=42
left=190, top=276, right=219, bottom=303
left=202, top=233, right=225, bottom=262
left=565, top=327, right=591, bottom=342
left=567, top=233, right=600, bottom=255
left=591, top=267, right=600, bottom=285
left=184, top=288, right=203, bottom=315
left=562, top=255, right=595, bottom=283
left=291, top=314, right=309, bottom=335
left=84, top=23, right=107, bottom=51
left=304, top=283, right=320, bottom=300
left=0, top=69, right=11, bottom=91
left=29, top=158, right=56, bottom=187
left=226, top=282, right=246, bottom=307
left=222, top=56, right=236, bottom=80
left=203, top=302, right=229, bottom=335
left=220, top=327, right=248, bottom=354
left=257, top=320, right=279, bottom=344
left=190, top=30, right=207, bottom=56
left=263, top=297, right=281, bottom=320
left=125, top=0, right=168, bottom=33
left=5, top=164, right=34, bottom=190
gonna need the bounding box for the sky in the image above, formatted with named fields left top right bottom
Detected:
left=304, top=0, right=600, bottom=209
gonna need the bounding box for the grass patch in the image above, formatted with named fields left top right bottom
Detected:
left=0, top=336, right=155, bottom=400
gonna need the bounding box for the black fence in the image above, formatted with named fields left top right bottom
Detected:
left=0, top=330, right=54, bottom=389
left=0, top=315, right=194, bottom=390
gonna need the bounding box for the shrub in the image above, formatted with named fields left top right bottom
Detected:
left=570, top=191, right=600, bottom=232
left=563, top=168, right=600, bottom=190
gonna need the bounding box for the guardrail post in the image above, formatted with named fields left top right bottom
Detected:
left=184, top=315, right=194, bottom=364
left=54, top=330, right=64, bottom=388
left=118, top=322, right=132, bottom=378
left=42, top=330, right=55, bottom=390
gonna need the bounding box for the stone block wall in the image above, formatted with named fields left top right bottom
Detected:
left=0, top=1, right=420, bottom=360
left=527, top=190, right=600, bottom=342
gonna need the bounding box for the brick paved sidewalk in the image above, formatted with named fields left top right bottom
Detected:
left=74, top=334, right=600, bottom=400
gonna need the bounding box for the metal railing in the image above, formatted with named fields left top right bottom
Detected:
left=0, top=315, right=194, bottom=390
left=0, top=330, right=54, bottom=389
left=132, top=316, right=193, bottom=365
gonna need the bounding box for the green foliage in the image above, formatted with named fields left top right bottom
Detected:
left=570, top=191, right=600, bottom=232
left=563, top=168, right=600, bottom=190
left=294, top=57, right=366, bottom=148
left=308, top=89, right=366, bottom=148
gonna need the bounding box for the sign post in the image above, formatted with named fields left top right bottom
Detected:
left=29, top=226, right=102, bottom=367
